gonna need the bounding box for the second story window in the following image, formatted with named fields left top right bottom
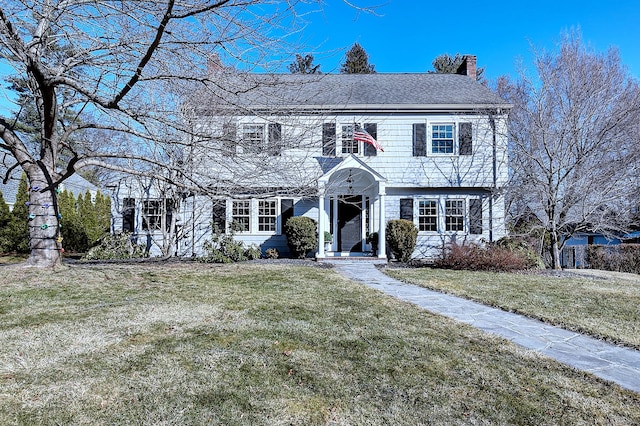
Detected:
left=241, top=124, right=264, bottom=154
left=431, top=124, right=454, bottom=154
left=341, top=124, right=358, bottom=154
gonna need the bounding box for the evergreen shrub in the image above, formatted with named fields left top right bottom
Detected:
left=386, top=219, right=418, bottom=263
left=284, top=216, right=317, bottom=259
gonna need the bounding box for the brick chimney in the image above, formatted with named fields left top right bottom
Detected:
left=456, top=55, right=477, bottom=80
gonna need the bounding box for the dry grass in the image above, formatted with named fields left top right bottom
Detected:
left=387, top=267, right=640, bottom=349
left=0, top=261, right=639, bottom=425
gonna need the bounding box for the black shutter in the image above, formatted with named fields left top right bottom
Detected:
left=165, top=199, right=174, bottom=232
left=459, top=122, right=472, bottom=155
left=222, top=122, right=236, bottom=155
left=469, top=198, right=483, bottom=234
left=400, top=198, right=414, bottom=221
left=122, top=198, right=135, bottom=232
left=281, top=199, right=294, bottom=234
left=212, top=199, right=226, bottom=233
left=322, top=122, right=336, bottom=156
left=268, top=123, right=282, bottom=156
left=412, top=123, right=426, bottom=156
left=363, top=123, right=378, bottom=157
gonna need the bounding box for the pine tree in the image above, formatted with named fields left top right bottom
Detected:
left=288, top=54, right=321, bottom=74
left=0, top=191, right=12, bottom=252
left=7, top=174, right=30, bottom=253
left=94, top=191, right=112, bottom=240
left=58, top=190, right=88, bottom=253
left=340, top=43, right=376, bottom=74
left=79, top=190, right=99, bottom=246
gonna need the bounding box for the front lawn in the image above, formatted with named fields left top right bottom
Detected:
left=1, top=262, right=638, bottom=425
left=386, top=267, right=640, bottom=349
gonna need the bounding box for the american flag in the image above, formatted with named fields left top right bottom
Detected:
left=353, top=123, right=384, bottom=152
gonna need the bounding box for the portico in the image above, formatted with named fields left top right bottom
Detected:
left=316, top=155, right=387, bottom=259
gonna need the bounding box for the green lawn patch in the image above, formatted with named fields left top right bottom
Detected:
left=0, top=262, right=638, bottom=425
left=386, top=267, right=640, bottom=349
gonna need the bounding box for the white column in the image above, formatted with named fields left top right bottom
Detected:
left=378, top=193, right=387, bottom=259
left=317, top=195, right=325, bottom=258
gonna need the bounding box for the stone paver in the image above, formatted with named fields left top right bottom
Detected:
left=331, top=261, right=640, bottom=394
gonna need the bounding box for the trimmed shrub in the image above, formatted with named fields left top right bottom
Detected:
left=83, top=233, right=146, bottom=260
left=586, top=244, right=640, bottom=274
left=386, top=219, right=418, bottom=263
left=434, top=240, right=540, bottom=272
left=284, top=216, right=317, bottom=259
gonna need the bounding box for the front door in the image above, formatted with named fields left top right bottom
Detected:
left=338, top=195, right=362, bottom=252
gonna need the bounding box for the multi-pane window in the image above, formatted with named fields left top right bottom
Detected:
left=242, top=124, right=264, bottom=154
left=232, top=200, right=250, bottom=232
left=258, top=200, right=277, bottom=232
left=431, top=124, right=454, bottom=154
left=341, top=124, right=358, bottom=154
left=445, top=199, right=465, bottom=231
left=142, top=200, right=162, bottom=231
left=418, top=200, right=438, bottom=231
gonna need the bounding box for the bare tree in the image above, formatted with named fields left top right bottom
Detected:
left=0, top=0, right=325, bottom=267
left=497, top=31, right=640, bottom=269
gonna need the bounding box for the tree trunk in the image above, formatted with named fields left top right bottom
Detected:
left=25, top=170, right=63, bottom=268
left=550, top=230, right=562, bottom=270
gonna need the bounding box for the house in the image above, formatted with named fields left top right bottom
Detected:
left=110, top=55, right=512, bottom=260
left=1, top=153, right=98, bottom=211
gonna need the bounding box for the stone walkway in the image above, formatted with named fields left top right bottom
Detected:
left=331, top=261, right=640, bottom=394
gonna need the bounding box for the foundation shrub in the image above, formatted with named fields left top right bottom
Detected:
left=386, top=219, right=418, bottom=263
left=435, top=240, right=539, bottom=272
left=284, top=216, right=317, bottom=259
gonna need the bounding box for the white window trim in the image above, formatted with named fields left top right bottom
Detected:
left=228, top=198, right=285, bottom=235
left=417, top=199, right=439, bottom=233
left=428, top=122, right=457, bottom=156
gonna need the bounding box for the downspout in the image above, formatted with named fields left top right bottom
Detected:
left=489, top=113, right=497, bottom=242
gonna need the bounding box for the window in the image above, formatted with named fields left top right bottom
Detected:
left=258, top=200, right=277, bottom=232
left=232, top=200, right=250, bottom=232
left=241, top=124, right=264, bottom=154
left=122, top=198, right=135, bottom=232
left=418, top=200, right=438, bottom=231
left=431, top=124, right=454, bottom=154
left=142, top=200, right=162, bottom=231
left=341, top=124, right=358, bottom=154
left=445, top=199, right=465, bottom=231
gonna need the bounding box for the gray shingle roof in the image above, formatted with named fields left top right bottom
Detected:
left=193, top=72, right=511, bottom=113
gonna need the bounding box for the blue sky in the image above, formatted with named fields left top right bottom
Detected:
left=290, top=0, right=640, bottom=81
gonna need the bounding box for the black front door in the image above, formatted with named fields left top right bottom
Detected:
left=338, top=195, right=362, bottom=252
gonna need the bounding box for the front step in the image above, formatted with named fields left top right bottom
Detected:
left=316, top=253, right=388, bottom=265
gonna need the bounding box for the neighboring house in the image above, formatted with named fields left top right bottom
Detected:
left=110, top=55, right=512, bottom=260
left=562, top=231, right=640, bottom=268
left=0, top=156, right=98, bottom=211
